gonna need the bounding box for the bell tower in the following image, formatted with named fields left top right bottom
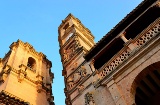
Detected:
left=58, top=13, right=95, bottom=66
left=0, top=40, right=54, bottom=105
left=58, top=14, right=95, bottom=104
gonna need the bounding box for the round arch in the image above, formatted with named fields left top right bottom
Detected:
left=117, top=47, right=160, bottom=105
left=131, top=61, right=160, bottom=105
left=27, top=57, right=36, bottom=72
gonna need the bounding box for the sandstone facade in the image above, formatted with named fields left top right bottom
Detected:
left=0, top=40, right=54, bottom=105
left=59, top=0, right=160, bottom=105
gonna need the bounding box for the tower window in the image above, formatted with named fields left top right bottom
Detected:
left=63, top=23, right=69, bottom=30
left=66, top=33, right=73, bottom=41
left=27, top=57, right=36, bottom=72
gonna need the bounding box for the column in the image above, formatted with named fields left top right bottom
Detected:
left=119, top=32, right=136, bottom=51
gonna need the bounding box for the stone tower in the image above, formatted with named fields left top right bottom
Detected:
left=58, top=14, right=95, bottom=104
left=59, top=0, right=160, bottom=105
left=0, top=40, right=54, bottom=105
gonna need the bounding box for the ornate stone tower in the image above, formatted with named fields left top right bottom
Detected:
left=58, top=14, right=95, bottom=105
left=59, top=0, right=160, bottom=105
left=0, top=40, right=54, bottom=105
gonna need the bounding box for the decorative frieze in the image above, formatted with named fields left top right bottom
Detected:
left=135, top=23, right=160, bottom=48
left=98, top=49, right=130, bottom=79
left=17, top=70, right=27, bottom=83
left=63, top=40, right=80, bottom=63
left=67, top=66, right=87, bottom=90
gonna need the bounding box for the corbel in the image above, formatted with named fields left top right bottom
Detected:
left=36, top=74, right=44, bottom=93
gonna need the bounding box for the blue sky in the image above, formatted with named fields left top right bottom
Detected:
left=0, top=0, right=142, bottom=105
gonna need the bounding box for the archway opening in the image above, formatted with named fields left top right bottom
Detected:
left=27, top=57, right=36, bottom=72
left=135, top=62, right=160, bottom=105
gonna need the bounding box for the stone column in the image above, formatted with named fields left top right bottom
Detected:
left=119, top=32, right=136, bottom=51
left=119, top=32, right=128, bottom=43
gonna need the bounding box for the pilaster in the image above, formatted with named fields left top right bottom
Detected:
left=107, top=80, right=127, bottom=105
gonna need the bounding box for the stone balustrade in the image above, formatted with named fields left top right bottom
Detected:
left=97, top=18, right=160, bottom=82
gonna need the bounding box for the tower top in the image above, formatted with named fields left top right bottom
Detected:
left=58, top=13, right=95, bottom=49
left=58, top=13, right=94, bottom=39
left=9, top=39, right=52, bottom=67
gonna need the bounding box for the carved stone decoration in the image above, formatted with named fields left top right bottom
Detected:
left=63, top=49, right=72, bottom=62
left=77, top=84, right=84, bottom=92
left=67, top=66, right=88, bottom=90
left=17, top=64, right=27, bottom=83
left=73, top=72, right=81, bottom=84
left=63, top=40, right=81, bottom=63
left=17, top=71, right=26, bottom=83
left=80, top=66, right=87, bottom=77
left=36, top=74, right=43, bottom=93
left=67, top=76, right=74, bottom=89
left=85, top=92, right=95, bottom=105
left=0, top=65, right=11, bottom=83
left=70, top=62, right=78, bottom=70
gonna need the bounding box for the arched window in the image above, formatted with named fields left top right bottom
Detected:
left=27, top=57, right=36, bottom=72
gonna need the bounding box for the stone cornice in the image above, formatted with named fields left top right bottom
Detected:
left=75, top=32, right=94, bottom=48
left=60, top=34, right=77, bottom=50
left=9, top=39, right=52, bottom=68
left=2, top=64, right=52, bottom=94
left=10, top=39, right=45, bottom=59
left=58, top=13, right=94, bottom=40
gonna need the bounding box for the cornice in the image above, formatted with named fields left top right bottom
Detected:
left=1, top=64, right=52, bottom=94
left=10, top=39, right=45, bottom=59
left=60, top=34, right=76, bottom=50
left=58, top=13, right=95, bottom=40
left=9, top=39, right=52, bottom=68
left=73, top=24, right=94, bottom=41
left=75, top=32, right=94, bottom=48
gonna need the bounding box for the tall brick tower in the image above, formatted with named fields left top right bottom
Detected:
left=58, top=14, right=95, bottom=105
left=0, top=40, right=54, bottom=105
